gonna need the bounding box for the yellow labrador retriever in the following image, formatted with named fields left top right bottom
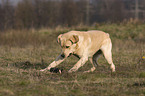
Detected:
left=40, top=30, right=115, bottom=73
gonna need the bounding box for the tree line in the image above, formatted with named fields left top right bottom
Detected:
left=0, top=0, right=145, bottom=30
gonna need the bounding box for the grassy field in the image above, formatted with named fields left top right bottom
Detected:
left=0, top=23, right=145, bottom=96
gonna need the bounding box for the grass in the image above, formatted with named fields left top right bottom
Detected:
left=0, top=23, right=145, bottom=96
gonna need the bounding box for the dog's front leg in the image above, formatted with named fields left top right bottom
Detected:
left=68, top=56, right=88, bottom=73
left=40, top=54, right=66, bottom=71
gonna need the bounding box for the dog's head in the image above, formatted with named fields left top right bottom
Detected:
left=57, top=33, right=79, bottom=58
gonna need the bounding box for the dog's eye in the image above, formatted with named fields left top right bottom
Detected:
left=66, top=46, right=70, bottom=48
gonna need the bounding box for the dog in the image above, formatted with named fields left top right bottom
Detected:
left=40, top=30, right=115, bottom=73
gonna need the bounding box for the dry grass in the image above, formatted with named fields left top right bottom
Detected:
left=0, top=23, right=145, bottom=96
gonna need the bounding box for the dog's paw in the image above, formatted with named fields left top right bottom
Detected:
left=40, top=68, right=47, bottom=72
left=68, top=68, right=77, bottom=73
left=83, top=70, right=90, bottom=73
left=83, top=67, right=96, bottom=73
left=112, top=69, right=115, bottom=72
left=68, top=69, right=73, bottom=73
left=111, top=64, right=115, bottom=72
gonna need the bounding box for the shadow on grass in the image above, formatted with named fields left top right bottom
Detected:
left=132, top=82, right=145, bottom=87
left=12, top=61, right=48, bottom=70
left=127, top=82, right=145, bottom=87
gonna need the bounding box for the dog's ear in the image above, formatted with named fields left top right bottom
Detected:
left=57, top=34, right=62, bottom=44
left=70, top=35, right=79, bottom=44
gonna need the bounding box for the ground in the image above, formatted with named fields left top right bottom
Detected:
left=0, top=23, right=145, bottom=96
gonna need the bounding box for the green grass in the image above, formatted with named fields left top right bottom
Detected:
left=0, top=23, right=145, bottom=96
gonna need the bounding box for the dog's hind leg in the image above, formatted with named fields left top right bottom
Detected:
left=101, top=38, right=115, bottom=72
left=84, top=50, right=102, bottom=73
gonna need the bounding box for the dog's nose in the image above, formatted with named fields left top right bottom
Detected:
left=61, top=54, right=65, bottom=58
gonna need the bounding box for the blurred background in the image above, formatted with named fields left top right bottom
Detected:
left=0, top=0, right=145, bottom=31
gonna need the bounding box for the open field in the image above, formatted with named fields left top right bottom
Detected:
left=0, top=23, right=145, bottom=96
